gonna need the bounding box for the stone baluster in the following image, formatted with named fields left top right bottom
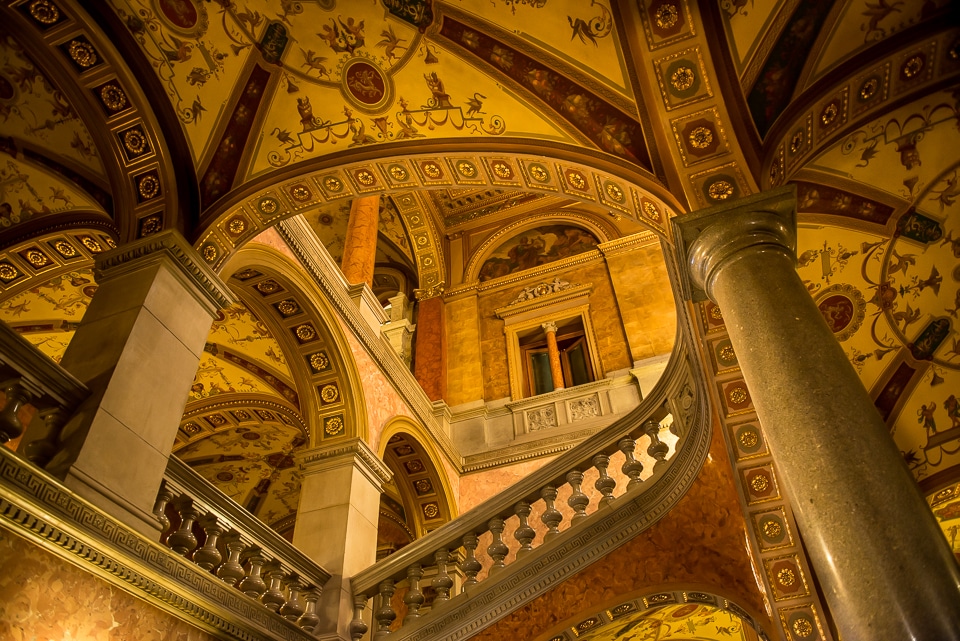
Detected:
left=167, top=497, right=200, bottom=556
left=22, top=408, right=64, bottom=466
left=261, top=564, right=287, bottom=612
left=432, top=548, right=453, bottom=602
left=237, top=549, right=267, bottom=597
left=0, top=381, right=29, bottom=443
left=487, top=517, right=509, bottom=574
left=349, top=593, right=370, bottom=641
left=216, top=536, right=246, bottom=586
left=403, top=564, right=424, bottom=622
left=374, top=579, right=396, bottom=639
left=644, top=419, right=669, bottom=469
left=279, top=575, right=305, bottom=621
left=152, top=483, right=174, bottom=536
left=566, top=470, right=589, bottom=525
left=618, top=438, right=644, bottom=490
left=540, top=486, right=563, bottom=541
left=513, top=502, right=535, bottom=557
left=460, top=533, right=482, bottom=590
left=193, top=515, right=224, bottom=571
left=593, top=454, right=616, bottom=508
left=297, top=588, right=321, bottom=632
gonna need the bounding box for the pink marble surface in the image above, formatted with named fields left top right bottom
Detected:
left=0, top=529, right=218, bottom=641
left=338, top=316, right=415, bottom=453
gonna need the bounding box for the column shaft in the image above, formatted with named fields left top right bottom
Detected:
left=542, top=322, right=565, bottom=391
left=414, top=296, right=446, bottom=401
left=340, top=196, right=381, bottom=287
left=678, top=191, right=960, bottom=641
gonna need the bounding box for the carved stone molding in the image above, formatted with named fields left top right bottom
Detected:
left=95, top=230, right=236, bottom=313
left=0, top=448, right=315, bottom=641
left=298, top=436, right=394, bottom=489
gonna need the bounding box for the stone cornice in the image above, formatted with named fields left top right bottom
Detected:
left=95, top=230, right=236, bottom=313
left=494, top=283, right=593, bottom=320
left=447, top=249, right=605, bottom=298
left=298, top=437, right=393, bottom=488
left=0, top=448, right=315, bottom=641
left=275, top=218, right=464, bottom=472
left=597, top=230, right=660, bottom=257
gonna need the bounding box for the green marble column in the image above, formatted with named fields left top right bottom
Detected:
left=674, top=187, right=960, bottom=641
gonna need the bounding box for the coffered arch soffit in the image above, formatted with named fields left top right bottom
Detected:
left=2, top=0, right=194, bottom=242
left=380, top=416, right=458, bottom=538
left=218, top=243, right=370, bottom=445
left=194, top=145, right=682, bottom=283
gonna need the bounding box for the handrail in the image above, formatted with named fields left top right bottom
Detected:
left=348, top=342, right=703, bottom=638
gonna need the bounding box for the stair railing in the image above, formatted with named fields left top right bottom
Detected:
left=349, top=343, right=705, bottom=640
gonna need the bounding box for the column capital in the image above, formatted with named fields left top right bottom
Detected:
left=541, top=321, right=558, bottom=334
left=94, top=230, right=236, bottom=314
left=297, top=437, right=393, bottom=490
left=672, top=186, right=796, bottom=302
left=414, top=282, right=446, bottom=300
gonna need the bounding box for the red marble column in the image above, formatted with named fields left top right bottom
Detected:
left=414, top=296, right=446, bottom=401
left=541, top=321, right=565, bottom=391
left=340, top=196, right=380, bottom=287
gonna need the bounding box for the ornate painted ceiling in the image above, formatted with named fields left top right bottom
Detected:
left=1, top=0, right=959, bottom=626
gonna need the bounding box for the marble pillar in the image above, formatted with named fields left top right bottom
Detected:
left=46, top=231, right=234, bottom=536
left=541, top=321, right=565, bottom=391
left=340, top=196, right=381, bottom=287
left=414, top=294, right=446, bottom=401
left=294, top=438, right=392, bottom=640
left=674, top=187, right=960, bottom=641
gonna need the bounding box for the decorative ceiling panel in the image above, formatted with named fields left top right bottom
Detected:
left=0, top=34, right=104, bottom=176
left=805, top=0, right=951, bottom=88
left=716, top=0, right=789, bottom=78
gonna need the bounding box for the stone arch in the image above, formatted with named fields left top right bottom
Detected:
left=219, top=243, right=369, bottom=445
left=191, top=142, right=685, bottom=283
left=379, top=416, right=458, bottom=539
left=462, top=210, right=618, bottom=285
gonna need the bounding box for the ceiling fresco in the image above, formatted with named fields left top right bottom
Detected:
left=792, top=84, right=960, bottom=489
left=0, top=267, right=95, bottom=362
left=0, top=151, right=109, bottom=231
left=174, top=412, right=306, bottom=536
left=716, top=0, right=786, bottom=80
left=804, top=0, right=952, bottom=88
left=0, top=33, right=103, bottom=177
left=928, top=480, right=960, bottom=562
left=189, top=299, right=294, bottom=404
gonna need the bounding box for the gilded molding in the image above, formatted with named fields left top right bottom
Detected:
left=597, top=230, right=660, bottom=257
left=95, top=230, right=236, bottom=312
left=0, top=448, right=316, bottom=641
left=446, top=250, right=605, bottom=298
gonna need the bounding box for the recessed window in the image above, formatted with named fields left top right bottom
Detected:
left=519, top=320, right=594, bottom=397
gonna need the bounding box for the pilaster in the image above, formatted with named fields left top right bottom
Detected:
left=46, top=230, right=235, bottom=536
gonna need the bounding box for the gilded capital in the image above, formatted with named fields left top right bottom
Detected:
left=541, top=321, right=558, bottom=334
left=672, top=186, right=797, bottom=302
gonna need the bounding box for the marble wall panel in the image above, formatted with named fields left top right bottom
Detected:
left=604, top=245, right=677, bottom=361
left=0, top=529, right=219, bottom=641
left=445, top=295, right=484, bottom=407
